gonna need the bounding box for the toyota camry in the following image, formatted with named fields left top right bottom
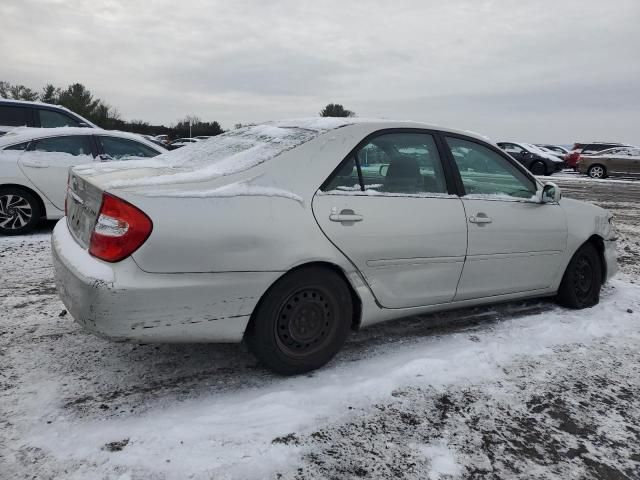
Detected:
left=52, top=118, right=617, bottom=374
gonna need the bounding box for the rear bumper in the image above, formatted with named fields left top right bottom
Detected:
left=51, top=220, right=280, bottom=343
left=604, top=239, right=618, bottom=282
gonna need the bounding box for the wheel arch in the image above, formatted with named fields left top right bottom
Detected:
left=245, top=261, right=364, bottom=340
left=0, top=183, right=47, bottom=219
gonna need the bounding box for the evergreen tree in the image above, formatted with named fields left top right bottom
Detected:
left=319, top=103, right=355, bottom=117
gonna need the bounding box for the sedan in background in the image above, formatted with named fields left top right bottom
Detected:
left=578, top=146, right=640, bottom=178
left=52, top=119, right=616, bottom=374
left=535, top=144, right=569, bottom=161
left=497, top=142, right=564, bottom=175
left=0, top=127, right=166, bottom=234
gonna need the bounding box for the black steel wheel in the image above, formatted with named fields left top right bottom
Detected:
left=557, top=243, right=602, bottom=309
left=0, top=187, right=41, bottom=236
left=246, top=266, right=353, bottom=375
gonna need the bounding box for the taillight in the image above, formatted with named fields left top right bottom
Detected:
left=89, top=193, right=153, bottom=263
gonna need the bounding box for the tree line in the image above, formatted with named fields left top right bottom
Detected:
left=1, top=80, right=356, bottom=140
left=0, top=81, right=223, bottom=139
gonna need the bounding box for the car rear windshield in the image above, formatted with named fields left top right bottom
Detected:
left=92, top=118, right=353, bottom=189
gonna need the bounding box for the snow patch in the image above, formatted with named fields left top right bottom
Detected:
left=416, top=441, right=462, bottom=479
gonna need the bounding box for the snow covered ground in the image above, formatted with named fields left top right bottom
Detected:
left=2, top=176, right=640, bottom=479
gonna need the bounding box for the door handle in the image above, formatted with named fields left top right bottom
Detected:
left=469, top=213, right=492, bottom=224
left=329, top=209, right=363, bottom=223
left=22, top=160, right=48, bottom=168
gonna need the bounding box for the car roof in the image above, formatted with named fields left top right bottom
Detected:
left=0, top=99, right=98, bottom=127
left=0, top=126, right=166, bottom=151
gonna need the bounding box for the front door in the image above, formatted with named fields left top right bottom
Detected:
left=445, top=136, right=568, bottom=301
left=312, top=131, right=468, bottom=308
left=18, top=135, right=94, bottom=210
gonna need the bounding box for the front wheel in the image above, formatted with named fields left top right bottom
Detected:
left=557, top=243, right=602, bottom=309
left=0, top=187, right=42, bottom=236
left=588, top=164, right=607, bottom=179
left=245, top=267, right=353, bottom=375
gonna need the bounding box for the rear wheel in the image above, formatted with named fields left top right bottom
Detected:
left=0, top=187, right=42, bottom=236
left=245, top=266, right=353, bottom=375
left=557, top=243, right=602, bottom=309
left=588, top=164, right=607, bottom=179
left=530, top=161, right=546, bottom=176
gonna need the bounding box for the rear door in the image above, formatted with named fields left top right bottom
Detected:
left=18, top=135, right=95, bottom=210
left=312, top=130, right=468, bottom=308
left=444, top=135, right=567, bottom=301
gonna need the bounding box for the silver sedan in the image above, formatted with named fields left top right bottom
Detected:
left=52, top=119, right=617, bottom=374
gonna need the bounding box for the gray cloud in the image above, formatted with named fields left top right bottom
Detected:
left=1, top=0, right=639, bottom=143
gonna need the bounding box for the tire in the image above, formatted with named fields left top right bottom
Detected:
left=0, top=187, right=42, bottom=236
left=557, top=243, right=602, bottom=309
left=530, top=161, right=546, bottom=176
left=245, top=266, right=353, bottom=375
left=588, top=164, right=607, bottom=179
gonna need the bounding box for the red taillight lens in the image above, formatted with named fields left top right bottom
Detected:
left=89, top=193, right=153, bottom=263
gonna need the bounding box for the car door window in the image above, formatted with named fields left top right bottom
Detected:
left=323, top=132, right=448, bottom=195
left=98, top=136, right=159, bottom=160
left=31, top=135, right=93, bottom=156
left=38, top=109, right=79, bottom=128
left=446, top=137, right=537, bottom=200
left=501, top=143, right=524, bottom=154
left=4, top=141, right=30, bottom=151
left=0, top=106, right=30, bottom=127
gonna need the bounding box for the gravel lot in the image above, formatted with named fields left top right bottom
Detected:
left=2, top=171, right=639, bottom=479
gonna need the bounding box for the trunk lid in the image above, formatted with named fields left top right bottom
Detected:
left=66, top=170, right=103, bottom=248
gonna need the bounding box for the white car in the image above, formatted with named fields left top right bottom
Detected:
left=0, top=127, right=166, bottom=234
left=52, top=119, right=617, bottom=374
left=0, top=99, right=97, bottom=135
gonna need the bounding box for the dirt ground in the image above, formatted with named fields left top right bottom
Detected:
left=1, top=171, right=639, bottom=479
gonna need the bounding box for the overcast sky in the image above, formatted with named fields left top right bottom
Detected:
left=2, top=0, right=639, bottom=144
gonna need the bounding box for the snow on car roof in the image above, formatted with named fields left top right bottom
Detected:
left=73, top=118, right=496, bottom=190
left=76, top=118, right=366, bottom=188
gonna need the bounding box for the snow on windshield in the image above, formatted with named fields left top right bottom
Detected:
left=75, top=118, right=356, bottom=189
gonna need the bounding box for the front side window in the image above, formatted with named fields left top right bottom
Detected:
left=500, top=143, right=525, bottom=154
left=38, top=109, right=79, bottom=128
left=32, top=135, right=93, bottom=156
left=446, top=137, right=537, bottom=200
left=323, top=132, right=448, bottom=195
left=98, top=136, right=160, bottom=160
left=0, top=106, right=30, bottom=127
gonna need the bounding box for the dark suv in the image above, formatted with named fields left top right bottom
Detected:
left=0, top=99, right=96, bottom=135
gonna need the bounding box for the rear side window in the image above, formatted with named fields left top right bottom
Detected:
left=323, top=132, right=448, bottom=195
left=32, top=136, right=93, bottom=156
left=0, top=106, right=30, bottom=127
left=97, top=136, right=160, bottom=160
left=38, top=109, right=79, bottom=128
left=4, top=141, right=30, bottom=151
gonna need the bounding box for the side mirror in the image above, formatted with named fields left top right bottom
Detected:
left=78, top=122, right=91, bottom=128
left=540, top=182, right=561, bottom=203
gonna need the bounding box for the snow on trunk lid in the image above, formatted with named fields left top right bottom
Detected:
left=66, top=171, right=103, bottom=248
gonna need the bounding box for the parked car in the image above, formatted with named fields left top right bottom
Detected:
left=0, top=127, right=166, bottom=234
left=53, top=119, right=617, bottom=374
left=535, top=144, right=569, bottom=162
left=577, top=146, right=640, bottom=178
left=167, top=137, right=200, bottom=150
left=497, top=142, right=564, bottom=175
left=0, top=99, right=97, bottom=135
left=565, top=142, right=632, bottom=170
